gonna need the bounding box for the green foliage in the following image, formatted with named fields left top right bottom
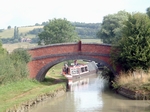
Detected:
left=28, top=28, right=43, bottom=35
left=146, top=7, right=150, bottom=18
left=73, top=22, right=101, bottom=38
left=0, top=56, right=28, bottom=84
left=0, top=40, right=7, bottom=55
left=38, top=18, right=79, bottom=45
left=101, top=66, right=115, bottom=86
left=123, top=12, right=150, bottom=38
left=111, top=12, right=150, bottom=71
left=111, top=81, right=120, bottom=89
left=14, top=26, right=19, bottom=39
left=0, top=48, right=31, bottom=84
left=97, top=10, right=128, bottom=44
left=10, top=48, right=31, bottom=63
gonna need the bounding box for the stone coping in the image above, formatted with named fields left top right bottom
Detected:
left=117, top=87, right=150, bottom=100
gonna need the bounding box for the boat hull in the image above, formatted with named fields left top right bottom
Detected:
left=64, top=69, right=97, bottom=84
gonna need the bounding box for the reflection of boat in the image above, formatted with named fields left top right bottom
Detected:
left=62, top=60, right=98, bottom=86
left=68, top=73, right=98, bottom=91
left=69, top=78, right=89, bottom=91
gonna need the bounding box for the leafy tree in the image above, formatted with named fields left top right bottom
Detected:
left=10, top=48, right=31, bottom=64
left=28, top=28, right=43, bottom=35
left=111, top=12, right=150, bottom=71
left=7, top=25, right=11, bottom=29
left=146, top=7, right=150, bottom=18
left=41, top=21, right=48, bottom=26
left=97, top=11, right=128, bottom=44
left=68, top=22, right=101, bottom=38
left=0, top=48, right=30, bottom=84
left=13, top=26, right=20, bottom=42
left=35, top=23, right=40, bottom=26
left=38, top=18, right=79, bottom=45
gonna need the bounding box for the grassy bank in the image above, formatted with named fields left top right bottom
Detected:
left=112, top=70, right=150, bottom=95
left=0, top=61, right=67, bottom=112
left=0, top=79, right=64, bottom=111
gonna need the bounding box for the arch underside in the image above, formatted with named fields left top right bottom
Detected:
left=36, top=55, right=116, bottom=81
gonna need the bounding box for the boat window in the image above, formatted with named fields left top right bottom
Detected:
left=85, top=67, right=88, bottom=71
left=81, top=67, right=85, bottom=72
left=71, top=68, right=77, bottom=74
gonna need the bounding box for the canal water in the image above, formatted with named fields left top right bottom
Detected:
left=29, top=74, right=150, bottom=112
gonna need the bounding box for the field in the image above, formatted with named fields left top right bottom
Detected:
left=81, top=38, right=102, bottom=43
left=3, top=43, right=37, bottom=52
left=0, top=25, right=43, bottom=38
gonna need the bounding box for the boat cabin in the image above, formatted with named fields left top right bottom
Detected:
left=63, top=64, right=89, bottom=76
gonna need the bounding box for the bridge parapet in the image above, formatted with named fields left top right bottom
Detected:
left=82, top=43, right=112, bottom=54
left=28, top=42, right=112, bottom=58
left=28, top=42, right=79, bottom=58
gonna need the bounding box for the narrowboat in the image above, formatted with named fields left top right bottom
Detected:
left=62, top=60, right=98, bottom=81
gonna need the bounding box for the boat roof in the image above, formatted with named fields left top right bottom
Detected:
left=68, top=64, right=87, bottom=68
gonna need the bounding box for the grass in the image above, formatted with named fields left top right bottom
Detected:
left=0, top=28, right=14, bottom=38
left=113, top=70, right=150, bottom=93
left=18, top=26, right=43, bottom=34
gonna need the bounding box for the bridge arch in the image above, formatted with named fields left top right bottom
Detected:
left=36, top=55, right=116, bottom=81
left=28, top=41, right=119, bottom=81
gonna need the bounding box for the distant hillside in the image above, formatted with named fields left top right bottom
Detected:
left=73, top=22, right=101, bottom=38
left=0, top=26, right=43, bottom=38
left=0, top=22, right=101, bottom=44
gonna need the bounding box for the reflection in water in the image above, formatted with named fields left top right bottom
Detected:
left=29, top=74, right=150, bottom=112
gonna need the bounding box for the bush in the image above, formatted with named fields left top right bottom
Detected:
left=0, top=48, right=31, bottom=84
left=10, top=48, right=31, bottom=63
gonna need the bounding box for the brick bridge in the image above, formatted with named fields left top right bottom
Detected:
left=27, top=41, right=118, bottom=81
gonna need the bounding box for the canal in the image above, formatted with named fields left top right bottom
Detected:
left=29, top=74, right=150, bottom=112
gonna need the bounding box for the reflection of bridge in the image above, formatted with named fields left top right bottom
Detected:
left=27, top=41, right=119, bottom=81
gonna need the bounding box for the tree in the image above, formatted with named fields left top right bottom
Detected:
left=38, top=18, right=79, bottom=45
left=13, top=26, right=19, bottom=39
left=41, top=21, right=48, bottom=26
left=146, top=7, right=150, bottom=18
left=13, top=26, right=20, bottom=43
left=7, top=25, right=11, bottom=29
left=35, top=23, right=40, bottom=26
left=97, top=11, right=128, bottom=44
left=10, top=48, right=31, bottom=64
left=111, top=12, right=150, bottom=71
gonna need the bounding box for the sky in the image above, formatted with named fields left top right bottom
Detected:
left=0, top=0, right=150, bottom=29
